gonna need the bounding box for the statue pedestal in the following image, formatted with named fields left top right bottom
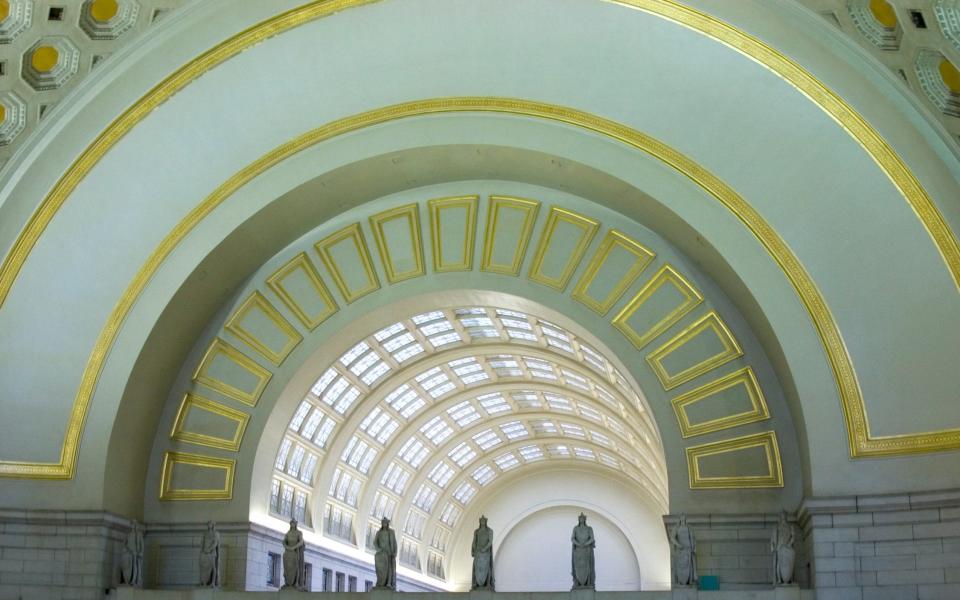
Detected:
left=669, top=587, right=698, bottom=600
left=774, top=584, right=801, bottom=600
left=569, top=587, right=595, bottom=600
left=370, top=587, right=396, bottom=600
left=469, top=588, right=495, bottom=600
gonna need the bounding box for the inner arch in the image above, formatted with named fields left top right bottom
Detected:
left=262, top=301, right=668, bottom=587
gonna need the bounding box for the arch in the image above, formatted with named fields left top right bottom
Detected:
left=5, top=4, right=955, bottom=552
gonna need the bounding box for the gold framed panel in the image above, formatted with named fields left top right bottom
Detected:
left=369, top=203, right=426, bottom=283
left=224, top=291, right=303, bottom=365
left=686, top=431, right=783, bottom=489
left=159, top=451, right=236, bottom=501
left=193, top=338, right=272, bottom=407
left=266, top=252, right=338, bottom=330
left=646, top=311, right=743, bottom=390
left=170, top=393, right=250, bottom=451
left=528, top=207, right=599, bottom=291
left=571, top=230, right=656, bottom=316
left=612, top=263, right=703, bottom=350
left=671, top=367, right=769, bottom=438
left=428, top=195, right=479, bottom=272
left=314, top=223, right=381, bottom=303
left=1, top=0, right=959, bottom=476
left=480, top=195, right=540, bottom=275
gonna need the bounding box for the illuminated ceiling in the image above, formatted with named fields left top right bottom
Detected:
left=0, top=2, right=958, bottom=585
left=269, top=305, right=666, bottom=579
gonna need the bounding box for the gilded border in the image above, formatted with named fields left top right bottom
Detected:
left=612, top=263, right=704, bottom=349
left=428, top=195, right=479, bottom=273
left=314, top=223, right=381, bottom=303
left=480, top=195, right=541, bottom=276
left=646, top=311, right=744, bottom=390
left=224, top=291, right=303, bottom=365
left=528, top=207, right=599, bottom=291
left=159, top=451, right=236, bottom=501
left=193, top=338, right=272, bottom=407
left=0, top=0, right=957, bottom=475
left=369, top=203, right=426, bottom=284
left=571, top=230, right=656, bottom=316
left=266, top=252, right=338, bottom=330
left=0, top=98, right=872, bottom=478
left=686, top=430, right=783, bottom=489
left=671, top=367, right=769, bottom=438
left=170, top=393, right=250, bottom=451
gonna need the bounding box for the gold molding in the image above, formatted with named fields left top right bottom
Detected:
left=0, top=97, right=881, bottom=479
left=266, top=252, right=338, bottom=330
left=0, top=0, right=957, bottom=475
left=672, top=367, right=769, bottom=438
left=193, top=338, right=272, bottom=407
left=224, top=291, right=303, bottom=365
left=170, top=393, right=250, bottom=451
left=480, top=195, right=540, bottom=275
left=612, top=263, right=703, bottom=349
left=528, top=207, right=599, bottom=291
left=686, top=431, right=783, bottom=489
left=646, top=311, right=743, bottom=390
left=315, top=223, right=380, bottom=303
left=428, top=196, right=478, bottom=272
left=572, top=230, right=655, bottom=316
left=0, top=98, right=869, bottom=478
left=159, top=451, right=235, bottom=501
left=369, top=203, right=426, bottom=284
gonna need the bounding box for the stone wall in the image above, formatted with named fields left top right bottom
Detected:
left=664, top=513, right=792, bottom=590
left=0, top=512, right=439, bottom=598
left=0, top=509, right=129, bottom=600
left=801, top=488, right=960, bottom=600
left=146, top=521, right=437, bottom=592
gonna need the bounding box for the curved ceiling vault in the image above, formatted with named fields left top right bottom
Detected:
left=0, top=0, right=957, bottom=552
left=270, top=306, right=667, bottom=582
left=141, top=182, right=801, bottom=585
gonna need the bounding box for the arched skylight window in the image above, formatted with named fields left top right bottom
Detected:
left=270, top=306, right=666, bottom=581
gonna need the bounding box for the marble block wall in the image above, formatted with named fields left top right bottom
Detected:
left=144, top=520, right=439, bottom=592
left=664, top=513, right=791, bottom=590
left=0, top=509, right=130, bottom=600
left=0, top=511, right=440, bottom=598
left=801, top=488, right=960, bottom=600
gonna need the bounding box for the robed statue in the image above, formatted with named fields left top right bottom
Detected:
left=669, top=514, right=696, bottom=586
left=120, top=520, right=144, bottom=587
left=199, top=521, right=221, bottom=587
left=771, top=511, right=796, bottom=585
left=373, top=517, right=398, bottom=590
left=282, top=519, right=306, bottom=590
left=471, top=516, right=495, bottom=590
left=571, top=513, right=596, bottom=590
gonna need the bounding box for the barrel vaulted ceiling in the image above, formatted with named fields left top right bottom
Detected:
left=0, top=0, right=958, bottom=572
left=144, top=188, right=796, bottom=582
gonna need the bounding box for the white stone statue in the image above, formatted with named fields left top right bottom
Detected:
left=570, top=513, right=596, bottom=590
left=669, top=514, right=696, bottom=586
left=120, top=520, right=144, bottom=587
left=471, top=515, right=495, bottom=590
left=199, top=520, right=221, bottom=587
left=373, top=517, right=397, bottom=590
left=282, top=519, right=306, bottom=590
left=771, top=511, right=796, bottom=585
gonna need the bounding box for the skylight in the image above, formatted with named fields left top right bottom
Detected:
left=421, top=416, right=454, bottom=445
left=273, top=304, right=665, bottom=553
left=428, top=461, right=456, bottom=488
left=448, top=401, right=481, bottom=427
left=448, top=442, right=477, bottom=467
left=472, top=464, right=497, bottom=485
left=472, top=429, right=501, bottom=450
